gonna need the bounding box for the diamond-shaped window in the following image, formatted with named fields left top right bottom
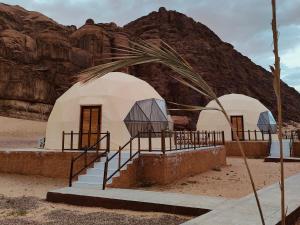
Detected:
left=124, top=98, right=172, bottom=137
left=257, top=111, right=277, bottom=133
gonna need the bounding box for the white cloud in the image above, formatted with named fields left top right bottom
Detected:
left=282, top=44, right=300, bottom=68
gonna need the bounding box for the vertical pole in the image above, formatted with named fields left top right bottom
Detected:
left=130, top=138, right=132, bottom=158
left=193, top=132, right=196, bottom=149
left=174, top=131, right=177, bottom=150
left=179, top=131, right=182, bottom=149
left=138, top=132, right=141, bottom=152
left=222, top=131, right=225, bottom=145
left=62, top=131, right=65, bottom=152
left=148, top=130, right=152, bottom=152
left=197, top=131, right=200, bottom=148
left=70, top=130, right=74, bottom=150
left=213, top=131, right=216, bottom=146
left=118, top=146, right=121, bottom=169
left=255, top=130, right=257, bottom=141
left=161, top=130, right=165, bottom=154
left=248, top=130, right=250, bottom=141
left=106, top=132, right=110, bottom=153
left=102, top=159, right=108, bottom=190
left=187, top=131, right=190, bottom=149
left=69, top=158, right=74, bottom=187
left=169, top=131, right=172, bottom=151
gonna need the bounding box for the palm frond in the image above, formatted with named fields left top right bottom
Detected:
left=78, top=38, right=265, bottom=225
left=168, top=101, right=221, bottom=111
left=78, top=39, right=216, bottom=99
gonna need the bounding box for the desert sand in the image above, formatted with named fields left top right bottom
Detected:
left=0, top=158, right=300, bottom=224
left=140, top=157, right=300, bottom=198
left=0, top=174, right=190, bottom=225
left=0, top=116, right=46, bottom=149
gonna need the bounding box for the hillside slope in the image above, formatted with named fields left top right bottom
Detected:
left=0, top=4, right=299, bottom=126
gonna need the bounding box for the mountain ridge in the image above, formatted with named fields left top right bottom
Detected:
left=0, top=3, right=299, bottom=127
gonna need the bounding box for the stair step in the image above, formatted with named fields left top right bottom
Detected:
left=71, top=151, right=137, bottom=189
left=93, top=161, right=132, bottom=169
left=78, top=174, right=104, bottom=182
left=73, top=181, right=104, bottom=189
left=86, top=168, right=121, bottom=177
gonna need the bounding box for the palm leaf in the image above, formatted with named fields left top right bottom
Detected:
left=168, top=101, right=221, bottom=111
left=78, top=38, right=265, bottom=224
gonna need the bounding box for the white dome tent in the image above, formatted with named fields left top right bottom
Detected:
left=45, top=72, right=173, bottom=150
left=196, top=94, right=277, bottom=141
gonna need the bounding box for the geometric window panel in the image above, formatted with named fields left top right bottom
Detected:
left=257, top=111, right=277, bottom=134
left=124, top=98, right=173, bottom=137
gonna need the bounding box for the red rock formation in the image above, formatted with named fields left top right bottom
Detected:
left=0, top=3, right=299, bottom=127
left=0, top=3, right=129, bottom=120
left=124, top=7, right=300, bottom=126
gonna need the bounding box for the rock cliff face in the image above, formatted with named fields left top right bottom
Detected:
left=0, top=3, right=128, bottom=120
left=124, top=7, right=300, bottom=126
left=0, top=4, right=299, bottom=127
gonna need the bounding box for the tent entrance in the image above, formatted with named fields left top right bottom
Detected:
left=231, top=115, right=244, bottom=141
left=79, top=105, right=102, bottom=149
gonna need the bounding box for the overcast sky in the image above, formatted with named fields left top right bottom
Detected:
left=3, top=0, right=300, bottom=92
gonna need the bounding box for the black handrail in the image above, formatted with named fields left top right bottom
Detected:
left=69, top=131, right=110, bottom=187
left=231, top=130, right=272, bottom=142
left=62, top=131, right=110, bottom=151
left=102, top=132, right=140, bottom=190
left=267, top=130, right=272, bottom=156
left=102, top=130, right=225, bottom=190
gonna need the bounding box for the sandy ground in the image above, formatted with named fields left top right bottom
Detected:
left=0, top=159, right=300, bottom=224
left=0, top=116, right=46, bottom=149
left=139, top=157, right=300, bottom=198
left=0, top=174, right=191, bottom=225
left=0, top=195, right=190, bottom=225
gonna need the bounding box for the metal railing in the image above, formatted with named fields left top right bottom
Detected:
left=231, top=130, right=272, bottom=142
left=102, top=132, right=141, bottom=190
left=102, top=130, right=224, bottom=189
left=68, top=131, right=110, bottom=187
left=62, top=131, right=109, bottom=151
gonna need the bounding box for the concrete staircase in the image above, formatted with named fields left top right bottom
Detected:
left=72, top=152, right=132, bottom=189
left=269, top=139, right=291, bottom=158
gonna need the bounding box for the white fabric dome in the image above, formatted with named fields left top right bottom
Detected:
left=45, top=72, right=168, bottom=150
left=196, top=94, right=274, bottom=141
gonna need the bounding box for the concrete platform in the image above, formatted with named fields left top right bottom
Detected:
left=265, top=156, right=300, bottom=162
left=182, top=173, right=300, bottom=225
left=47, top=187, right=231, bottom=216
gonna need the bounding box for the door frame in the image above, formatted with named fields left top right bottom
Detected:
left=230, top=115, right=245, bottom=141
left=78, top=105, right=102, bottom=149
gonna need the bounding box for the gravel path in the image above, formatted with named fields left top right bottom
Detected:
left=0, top=195, right=190, bottom=225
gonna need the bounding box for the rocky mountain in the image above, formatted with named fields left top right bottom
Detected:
left=0, top=4, right=299, bottom=127
left=0, top=3, right=129, bottom=120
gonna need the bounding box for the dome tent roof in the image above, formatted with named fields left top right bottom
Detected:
left=196, top=93, right=276, bottom=141
left=45, top=72, right=171, bottom=150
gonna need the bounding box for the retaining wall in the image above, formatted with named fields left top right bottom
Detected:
left=225, top=141, right=269, bottom=158
left=0, top=146, right=226, bottom=188
left=110, top=146, right=226, bottom=188
left=0, top=151, right=97, bottom=178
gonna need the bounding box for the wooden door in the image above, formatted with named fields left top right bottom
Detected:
left=231, top=116, right=244, bottom=141
left=79, top=106, right=102, bottom=149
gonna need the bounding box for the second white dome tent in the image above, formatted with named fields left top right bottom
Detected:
left=197, top=94, right=277, bottom=141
